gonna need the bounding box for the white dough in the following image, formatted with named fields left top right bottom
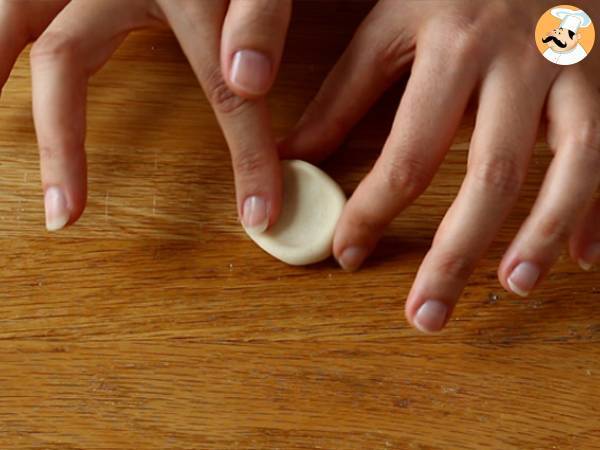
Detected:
left=243, top=160, right=346, bottom=266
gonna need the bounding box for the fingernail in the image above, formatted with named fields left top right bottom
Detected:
left=579, top=242, right=600, bottom=271
left=44, top=186, right=70, bottom=232
left=242, top=196, right=269, bottom=233
left=230, top=50, right=272, bottom=96
left=337, top=246, right=368, bottom=271
left=413, top=299, right=448, bottom=334
left=507, top=261, right=540, bottom=297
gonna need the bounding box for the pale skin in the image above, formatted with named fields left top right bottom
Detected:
left=1, top=0, right=291, bottom=234
left=281, top=0, right=600, bottom=332
left=1, top=0, right=598, bottom=333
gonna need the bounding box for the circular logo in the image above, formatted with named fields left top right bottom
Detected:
left=535, top=4, right=595, bottom=66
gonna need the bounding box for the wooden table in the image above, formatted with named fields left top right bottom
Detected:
left=0, top=2, right=598, bottom=449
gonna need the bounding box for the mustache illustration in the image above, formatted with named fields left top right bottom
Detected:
left=542, top=35, right=567, bottom=48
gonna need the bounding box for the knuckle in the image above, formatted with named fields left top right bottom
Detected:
left=30, top=31, right=79, bottom=64
left=238, top=0, right=288, bottom=25
left=468, top=156, right=523, bottom=197
left=449, top=30, right=483, bottom=60
left=161, top=0, right=203, bottom=27
left=345, top=209, right=386, bottom=237
left=487, top=1, right=512, bottom=20
left=38, top=145, right=55, bottom=161
left=232, top=149, right=267, bottom=177
left=38, top=134, right=84, bottom=162
left=432, top=18, right=484, bottom=60
left=380, top=156, right=431, bottom=199
left=434, top=250, right=476, bottom=281
left=536, top=215, right=571, bottom=243
left=572, top=118, right=600, bottom=154
left=204, top=66, right=248, bottom=116
left=39, top=145, right=68, bottom=162
left=374, top=30, right=415, bottom=82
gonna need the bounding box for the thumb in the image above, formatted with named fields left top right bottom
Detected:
left=221, top=0, right=292, bottom=99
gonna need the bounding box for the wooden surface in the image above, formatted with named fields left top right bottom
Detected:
left=0, top=2, right=599, bottom=449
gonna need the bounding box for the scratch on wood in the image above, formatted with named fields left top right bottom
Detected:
left=23, top=172, right=28, bottom=183
left=153, top=195, right=157, bottom=216
left=105, top=192, right=109, bottom=222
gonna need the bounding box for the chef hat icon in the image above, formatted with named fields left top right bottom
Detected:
left=551, top=8, right=592, bottom=33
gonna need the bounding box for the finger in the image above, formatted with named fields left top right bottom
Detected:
left=406, top=56, right=555, bottom=333
left=221, top=0, right=291, bottom=98
left=333, top=22, right=482, bottom=273
left=0, top=0, right=69, bottom=91
left=30, top=0, right=158, bottom=231
left=160, top=0, right=283, bottom=232
left=570, top=198, right=600, bottom=271
left=278, top=3, right=418, bottom=161
left=498, top=70, right=600, bottom=291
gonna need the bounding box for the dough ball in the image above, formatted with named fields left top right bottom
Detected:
left=243, top=160, right=346, bottom=266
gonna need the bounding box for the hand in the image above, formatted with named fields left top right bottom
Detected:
left=1, top=0, right=291, bottom=233
left=280, top=0, right=600, bottom=332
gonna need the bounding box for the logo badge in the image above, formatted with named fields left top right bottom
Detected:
left=535, top=5, right=595, bottom=65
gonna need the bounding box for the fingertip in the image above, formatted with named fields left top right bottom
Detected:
left=44, top=186, right=70, bottom=232
left=43, top=185, right=86, bottom=232
left=497, top=257, right=513, bottom=295
left=578, top=243, right=600, bottom=271
left=335, top=245, right=369, bottom=272
left=406, top=299, right=450, bottom=334
left=568, top=200, right=600, bottom=271
left=237, top=162, right=284, bottom=234
left=332, top=197, right=387, bottom=272
left=241, top=195, right=270, bottom=233
left=227, top=48, right=274, bottom=99
left=68, top=190, right=87, bottom=228
left=578, top=259, right=593, bottom=272
left=221, top=0, right=291, bottom=99
left=503, top=261, right=542, bottom=298
left=332, top=223, right=368, bottom=272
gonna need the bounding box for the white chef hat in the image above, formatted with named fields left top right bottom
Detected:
left=551, top=8, right=592, bottom=34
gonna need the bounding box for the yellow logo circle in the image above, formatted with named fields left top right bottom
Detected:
left=535, top=4, right=595, bottom=65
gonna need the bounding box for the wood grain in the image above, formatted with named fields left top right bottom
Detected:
left=0, top=1, right=598, bottom=449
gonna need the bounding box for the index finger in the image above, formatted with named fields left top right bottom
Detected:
left=159, top=0, right=283, bottom=232
left=221, top=0, right=292, bottom=98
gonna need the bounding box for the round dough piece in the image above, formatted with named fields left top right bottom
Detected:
left=244, top=160, right=346, bottom=266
